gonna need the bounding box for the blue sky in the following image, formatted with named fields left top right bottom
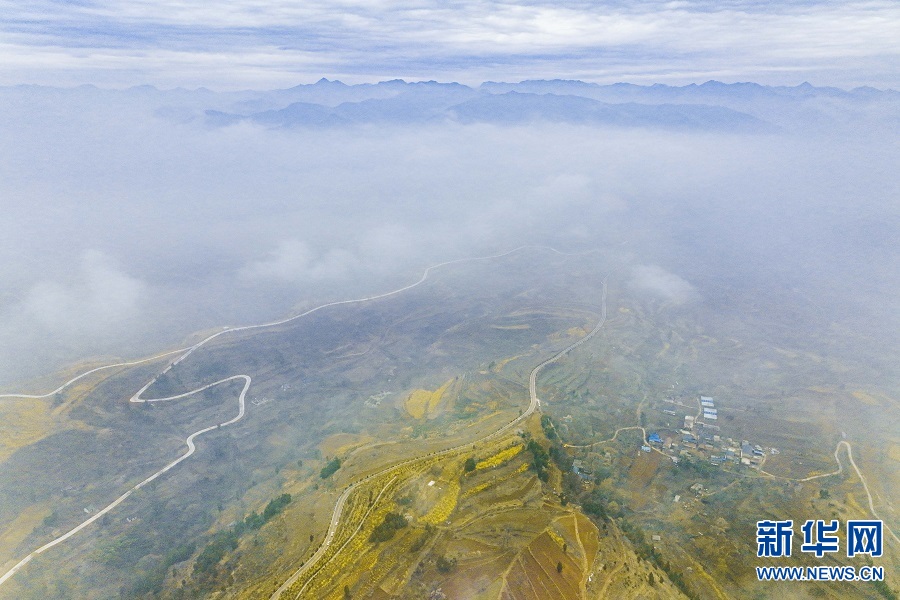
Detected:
left=1, top=0, right=898, bottom=89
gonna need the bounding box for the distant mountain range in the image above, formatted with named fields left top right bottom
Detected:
left=3, top=78, right=898, bottom=133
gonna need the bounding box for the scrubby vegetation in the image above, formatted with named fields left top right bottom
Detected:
left=192, top=493, right=292, bottom=586
left=435, top=555, right=456, bottom=573
left=368, top=512, right=408, bottom=543
left=409, top=524, right=434, bottom=553
left=875, top=579, right=898, bottom=600
left=541, top=415, right=557, bottom=440
left=526, top=439, right=550, bottom=482
left=475, top=444, right=522, bottom=470
left=320, top=457, right=341, bottom=479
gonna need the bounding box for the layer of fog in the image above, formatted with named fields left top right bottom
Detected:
left=0, top=84, right=897, bottom=387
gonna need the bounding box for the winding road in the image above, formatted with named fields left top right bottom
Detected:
left=0, top=375, right=252, bottom=588
left=0, top=245, right=598, bottom=591
left=0, top=347, right=193, bottom=401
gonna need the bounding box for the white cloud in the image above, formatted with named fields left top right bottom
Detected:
left=629, top=264, right=697, bottom=304
left=21, top=250, right=145, bottom=335
left=240, top=239, right=359, bottom=283
left=0, top=249, right=148, bottom=383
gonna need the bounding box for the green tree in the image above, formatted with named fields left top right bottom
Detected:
left=262, top=493, right=292, bottom=521
left=464, top=457, right=476, bottom=472
left=436, top=555, right=456, bottom=573
left=42, top=511, right=59, bottom=528
left=320, top=457, right=341, bottom=479
left=369, top=512, right=408, bottom=543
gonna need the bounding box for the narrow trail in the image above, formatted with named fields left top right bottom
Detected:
left=570, top=512, right=590, bottom=599
left=0, top=245, right=600, bottom=591
left=760, top=440, right=899, bottom=545
left=565, top=425, right=675, bottom=468
left=563, top=426, right=647, bottom=450
left=594, top=549, right=623, bottom=600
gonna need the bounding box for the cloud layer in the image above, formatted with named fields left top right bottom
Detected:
left=0, top=82, right=898, bottom=386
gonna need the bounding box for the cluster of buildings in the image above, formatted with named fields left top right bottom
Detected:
left=650, top=394, right=777, bottom=468
left=572, top=459, right=593, bottom=480
left=568, top=393, right=781, bottom=485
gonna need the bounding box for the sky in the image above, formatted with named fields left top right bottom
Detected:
left=1, top=0, right=899, bottom=89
